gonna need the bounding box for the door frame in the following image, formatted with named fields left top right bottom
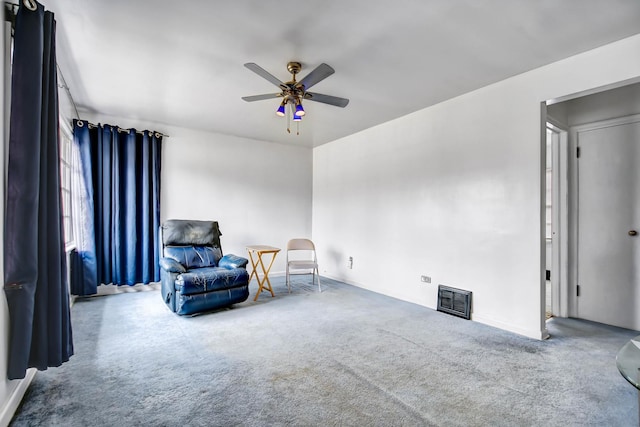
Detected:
left=568, top=113, right=640, bottom=318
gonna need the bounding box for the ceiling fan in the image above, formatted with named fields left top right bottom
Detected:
left=241, top=61, right=349, bottom=124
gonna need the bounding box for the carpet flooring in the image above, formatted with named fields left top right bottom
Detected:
left=10, top=277, right=640, bottom=426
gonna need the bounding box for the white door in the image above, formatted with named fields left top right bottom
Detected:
left=577, top=118, right=640, bottom=330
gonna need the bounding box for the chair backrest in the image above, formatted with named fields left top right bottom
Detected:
left=287, top=238, right=315, bottom=251
left=286, top=238, right=317, bottom=263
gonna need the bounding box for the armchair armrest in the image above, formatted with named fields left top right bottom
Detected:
left=159, top=257, right=186, bottom=273
left=218, top=254, right=248, bottom=269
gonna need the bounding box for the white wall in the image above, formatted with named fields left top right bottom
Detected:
left=82, top=113, right=313, bottom=275
left=313, top=34, right=640, bottom=339
left=161, top=128, right=312, bottom=274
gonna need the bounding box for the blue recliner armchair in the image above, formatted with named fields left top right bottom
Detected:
left=159, top=219, right=250, bottom=315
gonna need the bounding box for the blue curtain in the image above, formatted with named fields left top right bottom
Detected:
left=4, top=1, right=73, bottom=380
left=72, top=120, right=162, bottom=295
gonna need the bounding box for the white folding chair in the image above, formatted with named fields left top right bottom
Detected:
left=286, top=238, right=321, bottom=293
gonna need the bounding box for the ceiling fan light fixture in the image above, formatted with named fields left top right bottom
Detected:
left=293, top=111, right=303, bottom=121
left=295, top=102, right=305, bottom=117
left=275, top=101, right=286, bottom=117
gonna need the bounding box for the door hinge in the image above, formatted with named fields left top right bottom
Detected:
left=576, top=285, right=580, bottom=297
left=576, top=146, right=581, bottom=158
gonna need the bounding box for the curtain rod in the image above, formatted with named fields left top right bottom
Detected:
left=56, top=64, right=81, bottom=120
left=75, top=120, right=169, bottom=139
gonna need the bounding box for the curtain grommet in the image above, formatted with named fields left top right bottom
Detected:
left=77, top=120, right=84, bottom=127
left=23, top=0, right=37, bottom=11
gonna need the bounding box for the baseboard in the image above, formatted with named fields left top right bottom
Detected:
left=246, top=270, right=285, bottom=278
left=94, top=272, right=287, bottom=297
left=319, top=273, right=367, bottom=290
left=96, top=282, right=160, bottom=296
left=0, top=368, right=36, bottom=427
left=322, top=273, right=548, bottom=340
left=472, top=313, right=548, bottom=340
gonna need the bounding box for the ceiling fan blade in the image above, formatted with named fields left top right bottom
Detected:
left=242, top=93, right=282, bottom=102
left=299, top=63, right=335, bottom=90
left=244, top=63, right=284, bottom=88
left=304, top=92, right=349, bottom=108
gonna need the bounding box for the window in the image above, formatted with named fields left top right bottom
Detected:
left=59, top=118, right=74, bottom=247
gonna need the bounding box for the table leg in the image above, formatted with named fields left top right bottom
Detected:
left=259, top=252, right=277, bottom=297
left=247, top=251, right=259, bottom=284
left=252, top=251, right=278, bottom=301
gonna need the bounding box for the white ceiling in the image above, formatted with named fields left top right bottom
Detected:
left=41, top=0, right=640, bottom=147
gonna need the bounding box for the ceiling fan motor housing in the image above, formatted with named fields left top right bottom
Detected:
left=278, top=62, right=305, bottom=104
left=287, top=61, right=302, bottom=75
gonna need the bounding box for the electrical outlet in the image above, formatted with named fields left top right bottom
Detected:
left=421, top=275, right=431, bottom=283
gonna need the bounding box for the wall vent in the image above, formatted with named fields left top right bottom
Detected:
left=437, top=285, right=472, bottom=320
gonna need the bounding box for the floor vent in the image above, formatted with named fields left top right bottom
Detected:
left=437, top=285, right=472, bottom=320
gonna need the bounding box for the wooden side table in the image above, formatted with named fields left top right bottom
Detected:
left=246, top=245, right=281, bottom=301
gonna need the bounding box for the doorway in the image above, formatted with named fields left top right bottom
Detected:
left=546, top=81, right=640, bottom=330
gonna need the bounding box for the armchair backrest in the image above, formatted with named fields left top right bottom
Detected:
left=160, top=220, right=223, bottom=268
left=162, top=219, right=222, bottom=247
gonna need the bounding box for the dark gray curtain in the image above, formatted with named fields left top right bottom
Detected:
left=3, top=1, right=73, bottom=380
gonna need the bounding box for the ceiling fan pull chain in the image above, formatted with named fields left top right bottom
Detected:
left=287, top=103, right=291, bottom=133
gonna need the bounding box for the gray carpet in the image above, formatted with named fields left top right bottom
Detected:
left=10, top=277, right=640, bottom=426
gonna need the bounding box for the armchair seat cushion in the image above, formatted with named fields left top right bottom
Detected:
left=176, top=267, right=250, bottom=296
